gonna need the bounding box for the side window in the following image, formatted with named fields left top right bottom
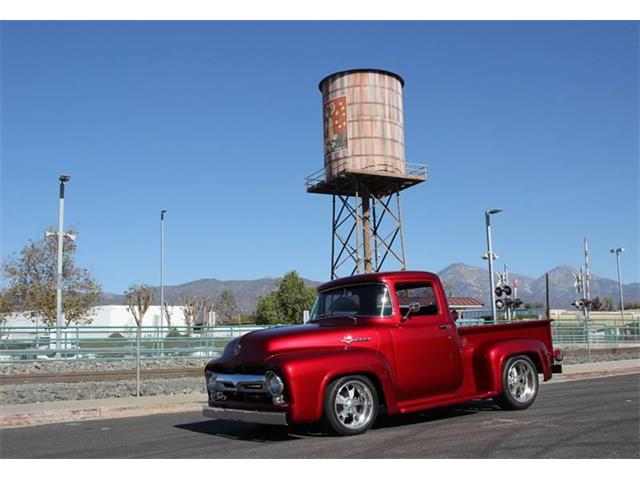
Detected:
left=395, top=283, right=439, bottom=317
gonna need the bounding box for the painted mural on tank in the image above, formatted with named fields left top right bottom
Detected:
left=323, top=96, right=348, bottom=154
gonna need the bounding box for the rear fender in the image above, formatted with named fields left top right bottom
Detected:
left=474, top=339, right=551, bottom=393
left=269, top=349, right=396, bottom=424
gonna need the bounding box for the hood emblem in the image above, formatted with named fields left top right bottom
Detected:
left=341, top=335, right=371, bottom=345
left=233, top=343, right=242, bottom=356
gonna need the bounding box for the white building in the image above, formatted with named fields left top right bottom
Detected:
left=5, top=305, right=190, bottom=330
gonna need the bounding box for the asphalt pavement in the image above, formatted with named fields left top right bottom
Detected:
left=1, top=374, right=638, bottom=458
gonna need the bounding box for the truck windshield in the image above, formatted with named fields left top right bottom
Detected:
left=310, top=284, right=393, bottom=321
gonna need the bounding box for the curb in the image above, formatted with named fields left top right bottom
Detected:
left=549, top=366, right=640, bottom=383
left=0, top=399, right=202, bottom=430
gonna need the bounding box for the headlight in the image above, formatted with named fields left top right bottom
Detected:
left=265, top=370, right=284, bottom=396
left=205, top=371, right=217, bottom=391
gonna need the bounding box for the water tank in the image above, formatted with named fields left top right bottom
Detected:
left=319, top=69, right=406, bottom=181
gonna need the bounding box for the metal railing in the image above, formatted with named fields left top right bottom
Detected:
left=1, top=315, right=638, bottom=364
left=0, top=325, right=271, bottom=364
left=305, top=167, right=325, bottom=189
left=457, top=309, right=640, bottom=347
left=304, top=161, right=428, bottom=190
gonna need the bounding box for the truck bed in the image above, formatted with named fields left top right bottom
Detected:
left=457, top=319, right=554, bottom=353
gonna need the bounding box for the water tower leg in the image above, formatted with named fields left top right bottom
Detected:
left=396, top=191, right=408, bottom=271
left=372, top=199, right=379, bottom=271
left=331, top=195, right=336, bottom=280
left=362, top=190, right=373, bottom=273
left=354, top=185, right=363, bottom=274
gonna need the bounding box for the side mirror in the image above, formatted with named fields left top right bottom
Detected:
left=402, top=302, right=421, bottom=321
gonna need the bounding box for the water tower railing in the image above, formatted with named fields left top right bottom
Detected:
left=305, top=167, right=326, bottom=189
left=305, top=162, right=428, bottom=189
left=406, top=163, right=428, bottom=178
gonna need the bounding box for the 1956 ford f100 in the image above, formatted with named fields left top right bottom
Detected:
left=203, top=271, right=562, bottom=435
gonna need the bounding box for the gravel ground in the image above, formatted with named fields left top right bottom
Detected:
left=559, top=347, right=639, bottom=364
left=0, top=377, right=206, bottom=405
left=0, top=347, right=637, bottom=406
left=0, top=357, right=209, bottom=376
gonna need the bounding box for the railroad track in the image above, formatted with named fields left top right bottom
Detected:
left=0, top=367, right=203, bottom=385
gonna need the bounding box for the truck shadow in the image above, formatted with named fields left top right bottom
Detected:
left=175, top=400, right=498, bottom=442
left=174, top=419, right=311, bottom=442
left=372, top=399, right=498, bottom=431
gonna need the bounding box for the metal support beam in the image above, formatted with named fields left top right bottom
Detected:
left=330, top=178, right=408, bottom=279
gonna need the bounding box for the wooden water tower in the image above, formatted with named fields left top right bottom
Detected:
left=305, top=69, right=427, bottom=279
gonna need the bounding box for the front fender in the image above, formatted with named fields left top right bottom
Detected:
left=473, top=338, right=551, bottom=394
left=268, top=348, right=396, bottom=424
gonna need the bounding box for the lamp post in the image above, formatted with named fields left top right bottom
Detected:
left=610, top=247, right=625, bottom=322
left=483, top=209, right=502, bottom=322
left=55, top=175, right=71, bottom=357
left=160, top=210, right=167, bottom=337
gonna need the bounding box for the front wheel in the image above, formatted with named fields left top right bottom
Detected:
left=496, top=355, right=539, bottom=410
left=323, top=375, right=378, bottom=436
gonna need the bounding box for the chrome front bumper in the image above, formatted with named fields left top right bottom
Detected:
left=206, top=372, right=268, bottom=394
left=202, top=406, right=288, bottom=426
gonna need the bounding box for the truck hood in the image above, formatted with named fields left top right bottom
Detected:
left=218, top=321, right=380, bottom=365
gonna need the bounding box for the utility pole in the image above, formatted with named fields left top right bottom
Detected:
left=504, top=264, right=512, bottom=322
left=55, top=175, right=71, bottom=357
left=483, top=209, right=502, bottom=322
left=580, top=267, right=591, bottom=362
left=610, top=248, right=625, bottom=322
left=583, top=239, right=592, bottom=361
left=160, top=210, right=167, bottom=336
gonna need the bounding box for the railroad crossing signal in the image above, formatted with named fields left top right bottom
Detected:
left=494, top=284, right=522, bottom=316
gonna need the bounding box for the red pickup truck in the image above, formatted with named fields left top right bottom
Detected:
left=203, top=271, right=562, bottom=435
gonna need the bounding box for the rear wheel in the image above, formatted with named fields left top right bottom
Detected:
left=496, top=355, right=538, bottom=410
left=323, top=375, right=378, bottom=436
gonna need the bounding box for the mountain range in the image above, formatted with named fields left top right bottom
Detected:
left=437, top=263, right=639, bottom=309
left=102, top=263, right=640, bottom=312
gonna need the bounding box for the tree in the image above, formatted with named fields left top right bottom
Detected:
left=125, top=284, right=152, bottom=397
left=181, top=295, right=200, bottom=336
left=590, top=297, right=602, bottom=311
left=162, top=302, right=173, bottom=329
left=602, top=297, right=614, bottom=312
left=256, top=271, right=316, bottom=325
left=1, top=228, right=101, bottom=328
left=215, top=289, right=237, bottom=324
left=180, top=295, right=211, bottom=334
left=256, top=292, right=281, bottom=325
left=0, top=290, right=10, bottom=339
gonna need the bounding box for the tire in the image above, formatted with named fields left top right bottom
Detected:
left=323, top=375, right=378, bottom=436
left=496, top=355, right=538, bottom=410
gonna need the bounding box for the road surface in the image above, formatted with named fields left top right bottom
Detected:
left=1, top=374, right=638, bottom=458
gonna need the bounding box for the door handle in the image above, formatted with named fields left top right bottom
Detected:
left=438, top=324, right=450, bottom=330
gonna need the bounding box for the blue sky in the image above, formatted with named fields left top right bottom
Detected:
left=1, top=21, right=638, bottom=292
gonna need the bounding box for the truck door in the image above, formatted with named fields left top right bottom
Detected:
left=390, top=282, right=463, bottom=401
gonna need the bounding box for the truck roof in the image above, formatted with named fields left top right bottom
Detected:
left=318, top=271, right=440, bottom=291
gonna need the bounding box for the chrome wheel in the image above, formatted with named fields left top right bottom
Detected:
left=507, top=359, right=537, bottom=403
left=333, top=380, right=375, bottom=430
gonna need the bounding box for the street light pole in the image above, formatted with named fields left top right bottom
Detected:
left=160, top=210, right=167, bottom=335
left=55, top=175, right=71, bottom=356
left=610, top=248, right=625, bottom=322
left=484, top=209, right=502, bottom=322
